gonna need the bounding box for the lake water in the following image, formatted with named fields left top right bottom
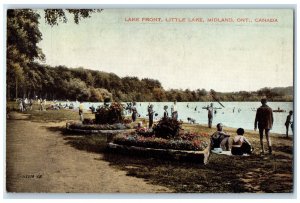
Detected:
left=65, top=101, right=293, bottom=136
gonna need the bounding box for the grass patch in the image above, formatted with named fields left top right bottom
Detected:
left=102, top=148, right=293, bottom=193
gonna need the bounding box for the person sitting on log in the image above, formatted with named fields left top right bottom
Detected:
left=210, top=123, right=231, bottom=152
left=231, top=128, right=254, bottom=155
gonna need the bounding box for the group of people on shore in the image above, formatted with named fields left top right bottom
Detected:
left=128, top=101, right=179, bottom=129
left=16, top=98, right=33, bottom=112
left=16, top=98, right=77, bottom=112
left=131, top=98, right=292, bottom=156
left=209, top=123, right=254, bottom=156
left=210, top=98, right=293, bottom=156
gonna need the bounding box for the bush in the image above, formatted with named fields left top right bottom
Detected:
left=95, top=102, right=124, bottom=124
left=153, top=117, right=182, bottom=139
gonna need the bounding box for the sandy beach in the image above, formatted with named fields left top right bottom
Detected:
left=6, top=112, right=172, bottom=193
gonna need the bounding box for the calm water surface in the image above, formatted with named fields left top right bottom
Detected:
left=65, top=101, right=293, bottom=136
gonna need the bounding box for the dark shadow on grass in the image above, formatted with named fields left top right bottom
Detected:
left=63, top=135, right=108, bottom=154
left=273, top=145, right=293, bottom=154
left=49, top=124, right=293, bottom=193
left=44, top=126, right=65, bottom=132
left=102, top=149, right=250, bottom=193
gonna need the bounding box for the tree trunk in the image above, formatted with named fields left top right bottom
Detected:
left=15, top=79, right=18, bottom=99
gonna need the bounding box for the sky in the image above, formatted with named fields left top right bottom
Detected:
left=37, top=9, right=294, bottom=92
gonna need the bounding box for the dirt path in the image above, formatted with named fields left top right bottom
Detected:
left=6, top=112, right=172, bottom=193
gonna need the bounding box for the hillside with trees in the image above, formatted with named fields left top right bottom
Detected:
left=7, top=62, right=293, bottom=102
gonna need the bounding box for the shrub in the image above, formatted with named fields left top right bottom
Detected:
left=95, top=102, right=124, bottom=124
left=153, top=117, right=182, bottom=139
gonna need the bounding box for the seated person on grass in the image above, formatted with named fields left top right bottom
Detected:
left=210, top=123, right=231, bottom=152
left=187, top=117, right=196, bottom=124
left=231, top=128, right=254, bottom=155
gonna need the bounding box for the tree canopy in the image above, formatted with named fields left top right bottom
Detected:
left=6, top=9, right=101, bottom=99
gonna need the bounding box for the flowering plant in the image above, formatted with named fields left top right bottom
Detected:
left=179, top=132, right=210, bottom=141
left=68, top=122, right=131, bottom=130
left=113, top=133, right=208, bottom=151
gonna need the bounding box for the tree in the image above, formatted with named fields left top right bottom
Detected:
left=44, top=9, right=102, bottom=26
left=6, top=9, right=102, bottom=100
left=7, top=9, right=44, bottom=99
left=153, top=87, right=166, bottom=101
left=63, top=78, right=90, bottom=101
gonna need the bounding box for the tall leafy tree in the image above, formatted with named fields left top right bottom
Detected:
left=7, top=9, right=44, bottom=99
left=6, top=9, right=102, bottom=100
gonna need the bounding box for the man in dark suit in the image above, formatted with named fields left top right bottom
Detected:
left=254, top=98, right=274, bottom=155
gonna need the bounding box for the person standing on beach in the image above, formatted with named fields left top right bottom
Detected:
left=29, top=99, right=33, bottom=110
left=147, top=104, right=154, bottom=128
left=254, top=98, right=274, bottom=155
left=22, top=99, right=26, bottom=111
left=206, top=103, right=214, bottom=128
left=171, top=100, right=178, bottom=120
left=131, top=102, right=138, bottom=122
left=285, top=111, right=293, bottom=138
left=79, top=101, right=84, bottom=122
left=39, top=98, right=43, bottom=111
left=18, top=99, right=24, bottom=112
left=163, top=105, right=169, bottom=119
left=42, top=99, right=47, bottom=111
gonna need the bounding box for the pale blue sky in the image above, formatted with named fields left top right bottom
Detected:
left=37, top=9, right=294, bottom=92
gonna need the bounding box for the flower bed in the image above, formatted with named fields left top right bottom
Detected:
left=113, top=132, right=209, bottom=151
left=67, top=122, right=131, bottom=131
left=65, top=122, right=132, bottom=136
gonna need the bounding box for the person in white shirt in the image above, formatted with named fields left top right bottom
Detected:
left=171, top=100, right=178, bottom=120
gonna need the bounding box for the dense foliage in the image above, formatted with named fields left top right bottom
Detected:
left=153, top=117, right=182, bottom=139
left=6, top=61, right=293, bottom=102
left=95, top=102, right=125, bottom=124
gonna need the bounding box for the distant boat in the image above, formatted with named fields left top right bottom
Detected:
left=273, top=109, right=286, bottom=113
left=273, top=107, right=286, bottom=113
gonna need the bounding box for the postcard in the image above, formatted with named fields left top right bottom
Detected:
left=6, top=8, right=294, bottom=194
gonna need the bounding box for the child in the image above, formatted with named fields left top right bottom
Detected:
left=231, top=128, right=253, bottom=155
left=285, top=111, right=293, bottom=138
